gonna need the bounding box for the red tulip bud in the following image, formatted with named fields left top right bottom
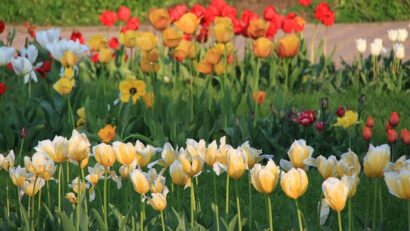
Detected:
left=315, top=122, right=325, bottom=132
left=362, top=126, right=372, bottom=140
left=366, top=116, right=374, bottom=128
left=20, top=127, right=27, bottom=139
left=389, top=112, right=400, bottom=127
left=401, top=129, right=410, bottom=145
left=336, top=107, right=345, bottom=117
left=385, top=121, right=393, bottom=131
left=387, top=128, right=398, bottom=143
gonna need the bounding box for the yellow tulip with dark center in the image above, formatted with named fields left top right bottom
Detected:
left=336, top=150, right=361, bottom=177
left=88, top=34, right=108, bottom=51
left=113, top=141, right=138, bottom=166
left=149, top=9, right=171, bottom=31
left=163, top=28, right=183, bottom=48
left=137, top=32, right=158, bottom=52
left=196, top=60, right=213, bottom=74
left=322, top=177, right=350, bottom=212
left=93, top=143, right=116, bottom=167
left=205, top=47, right=221, bottom=65
left=60, top=51, right=78, bottom=67
left=280, top=168, right=308, bottom=199
left=277, top=34, right=300, bottom=58
left=119, top=30, right=138, bottom=48
left=53, top=77, right=74, bottom=95
left=68, top=130, right=91, bottom=163
left=364, top=144, right=390, bottom=178
left=97, top=124, right=116, bottom=143
left=250, top=159, right=280, bottom=194
left=174, top=13, right=201, bottom=35
left=384, top=168, right=410, bottom=199
left=130, top=168, right=150, bottom=195
left=174, top=39, right=192, bottom=61
left=334, top=110, right=359, bottom=129
left=253, top=37, right=274, bottom=58
left=226, top=148, right=246, bottom=179
left=212, top=17, right=234, bottom=43
left=98, top=48, right=113, bottom=63
left=247, top=19, right=268, bottom=39
left=119, top=78, right=146, bottom=104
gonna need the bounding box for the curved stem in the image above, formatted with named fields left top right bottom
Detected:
left=338, top=211, right=343, bottom=231
left=225, top=173, right=230, bottom=216
left=235, top=180, right=242, bottom=231
left=266, top=194, right=273, bottom=231
left=213, top=174, right=220, bottom=231
left=104, top=168, right=108, bottom=228
left=160, top=210, right=165, bottom=231
left=295, top=199, right=303, bottom=231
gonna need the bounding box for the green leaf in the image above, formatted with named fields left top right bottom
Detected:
left=56, top=211, right=76, bottom=231
left=91, top=208, right=108, bottom=231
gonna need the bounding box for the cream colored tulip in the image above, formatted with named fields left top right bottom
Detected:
left=93, top=143, right=116, bottom=167
left=203, top=140, right=220, bottom=167
left=35, top=136, right=68, bottom=162
left=148, top=187, right=168, bottom=211
left=384, top=168, right=410, bottom=199
left=66, top=192, right=78, bottom=204
left=226, top=148, right=246, bottom=180
left=384, top=155, right=409, bottom=172
left=364, top=144, right=390, bottom=178
left=135, top=140, right=156, bottom=168
left=322, top=177, right=349, bottom=212
left=119, top=164, right=130, bottom=178
left=22, top=177, right=45, bottom=197
left=287, top=139, right=314, bottom=170
left=305, top=155, right=338, bottom=179
left=147, top=168, right=166, bottom=193
left=250, top=159, right=280, bottom=194
left=241, top=141, right=263, bottom=168
left=9, top=166, right=32, bottom=187
left=158, top=143, right=177, bottom=167
left=85, top=164, right=104, bottom=185
left=24, top=152, right=56, bottom=177
left=336, top=149, right=361, bottom=177
left=179, top=148, right=204, bottom=177
left=169, top=160, right=191, bottom=188
left=0, top=150, right=15, bottom=171
left=113, top=141, right=138, bottom=166
left=280, top=168, right=308, bottom=199
left=341, top=175, right=360, bottom=198
left=68, top=130, right=91, bottom=163
left=130, top=168, right=149, bottom=195
left=69, top=177, right=90, bottom=194
left=217, top=136, right=232, bottom=165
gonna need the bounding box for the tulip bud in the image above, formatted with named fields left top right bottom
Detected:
left=280, top=168, right=308, bottom=199
left=252, top=91, right=266, bottom=105
left=320, top=97, right=328, bottom=110
left=149, top=9, right=171, bottom=31
left=362, top=126, right=372, bottom=140
left=355, top=39, right=366, bottom=54
left=66, top=192, right=78, bottom=204
left=366, top=116, right=374, bottom=128
left=401, top=129, right=410, bottom=145
left=250, top=159, right=280, bottom=194
left=20, top=127, right=27, bottom=139
left=93, top=143, right=116, bottom=167
left=315, top=122, right=325, bottom=132
left=336, top=107, right=345, bottom=117
left=389, top=112, right=400, bottom=127
left=148, top=188, right=168, bottom=211
left=387, top=128, right=398, bottom=143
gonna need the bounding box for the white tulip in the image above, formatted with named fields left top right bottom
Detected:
left=0, top=47, right=15, bottom=66
left=397, top=29, right=408, bottom=43
left=393, top=43, right=405, bottom=60
left=355, top=39, right=366, bottom=54
left=12, top=57, right=40, bottom=83
left=370, top=39, right=383, bottom=56
left=36, top=28, right=61, bottom=48
left=387, top=30, right=397, bottom=42
left=20, top=45, right=38, bottom=64
left=380, top=47, right=388, bottom=57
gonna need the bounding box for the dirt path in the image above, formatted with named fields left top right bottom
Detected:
left=1, top=21, right=409, bottom=67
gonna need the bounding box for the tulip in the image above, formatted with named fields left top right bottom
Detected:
left=212, top=17, right=234, bottom=43
left=393, top=43, right=405, bottom=60
left=401, top=129, right=410, bottom=145
left=93, top=143, right=115, bottom=167
left=97, top=125, right=116, bottom=143
left=196, top=60, right=213, bottom=74
left=370, top=39, right=382, bottom=56
left=113, top=142, right=138, bottom=166
left=85, top=164, right=104, bottom=185
left=366, top=116, right=374, bottom=127
left=119, top=30, right=138, bottom=48
left=240, top=141, right=263, bottom=168
left=363, top=144, right=390, bottom=178
left=135, top=140, right=156, bottom=168
left=247, top=19, right=268, bottom=39
left=0, top=150, right=15, bottom=171
left=53, top=77, right=74, bottom=95
left=148, top=187, right=168, bottom=211
left=334, top=110, right=359, bottom=129
left=342, top=175, right=360, bottom=198
left=252, top=37, right=274, bottom=58
left=174, top=39, right=192, bottom=61
left=119, top=165, right=130, bottom=179
left=316, top=122, right=325, bottom=132
left=12, top=57, right=37, bottom=83
left=179, top=148, right=204, bottom=177
left=306, top=155, right=338, bottom=179
left=68, top=130, right=91, bottom=164
left=129, top=168, right=149, bottom=195
left=0, top=47, right=15, bottom=66
left=60, top=50, right=78, bottom=67
left=384, top=168, right=410, bottom=199
left=277, top=34, right=299, bottom=58
left=157, top=143, right=177, bottom=167
left=388, top=30, right=398, bottom=42
left=36, top=28, right=60, bottom=48
left=88, top=34, right=108, bottom=51
left=322, top=177, right=349, bottom=212
left=250, top=159, right=280, bottom=194
left=226, top=148, right=246, bottom=180
left=98, top=48, right=113, bottom=63
left=336, top=107, right=345, bottom=117
left=69, top=177, right=89, bottom=194
left=66, top=192, right=78, bottom=204
left=362, top=126, right=372, bottom=140
left=169, top=160, right=191, bottom=188
left=174, top=13, right=200, bottom=34
left=387, top=129, right=398, bottom=143
left=336, top=149, right=361, bottom=177
left=136, top=32, right=158, bottom=52
left=284, top=139, right=314, bottom=170
left=149, top=9, right=171, bottom=31
left=163, top=28, right=183, bottom=48
left=140, top=59, right=160, bottom=73
left=205, top=47, right=221, bottom=65
left=24, top=152, right=55, bottom=177
left=214, top=42, right=234, bottom=57
left=147, top=168, right=166, bottom=193
left=397, top=28, right=408, bottom=43
left=142, top=92, right=154, bottom=109
left=22, top=177, right=45, bottom=197
left=355, top=39, right=366, bottom=54
left=9, top=166, right=31, bottom=187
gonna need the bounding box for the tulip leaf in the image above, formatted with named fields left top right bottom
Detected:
left=56, top=211, right=76, bottom=231
left=91, top=208, right=108, bottom=231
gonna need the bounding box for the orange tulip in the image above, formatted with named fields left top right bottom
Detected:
left=174, top=39, right=192, bottom=60
left=211, top=17, right=234, bottom=43
left=98, top=124, right=116, bottom=143
left=205, top=47, right=221, bottom=65
left=252, top=37, right=274, bottom=58
left=196, top=60, right=213, bottom=74
left=143, top=93, right=154, bottom=108
left=253, top=91, right=266, bottom=105
left=247, top=19, right=268, bottom=39
left=276, top=34, right=299, bottom=58
left=174, top=13, right=201, bottom=34
left=149, top=9, right=170, bottom=31
left=163, top=28, right=183, bottom=48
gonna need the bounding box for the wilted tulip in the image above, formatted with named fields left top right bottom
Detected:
left=68, top=130, right=91, bottom=164
left=9, top=166, right=31, bottom=187
left=148, top=187, right=168, bottom=211
left=149, top=9, right=171, bottom=31
left=113, top=141, right=138, bottom=166
left=174, top=13, right=200, bottom=34
left=253, top=37, right=274, bottom=58
left=250, top=159, right=280, bottom=194
left=169, top=160, right=191, bottom=188
left=322, top=177, right=349, bottom=212
left=163, top=28, right=182, bottom=48
left=336, top=150, right=361, bottom=177
left=22, top=177, right=45, bottom=197
left=130, top=168, right=149, bottom=195
left=280, top=168, right=308, bottom=199
left=93, top=143, right=115, bottom=167
left=212, top=17, right=234, bottom=43
left=277, top=34, right=299, bottom=58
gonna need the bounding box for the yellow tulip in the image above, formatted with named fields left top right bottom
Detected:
left=64, top=67, right=75, bottom=79
left=119, top=78, right=146, bottom=104
left=85, top=164, right=104, bottom=185
left=88, top=34, right=108, bottom=51
left=305, top=155, right=338, bottom=179
left=196, top=60, right=213, bottom=74
left=241, top=141, right=263, bottom=168
left=9, top=166, right=31, bottom=187
left=97, top=124, right=116, bottom=143
left=149, top=9, right=171, bottom=31
left=135, top=140, right=156, bottom=168
left=130, top=168, right=150, bottom=195
left=98, top=48, right=113, bottom=63
left=203, top=140, right=220, bottom=167
left=174, top=13, right=200, bottom=35
left=276, top=34, right=300, bottom=58
left=119, top=164, right=130, bottom=178
left=163, top=28, right=183, bottom=48
left=322, top=177, right=350, bottom=212
left=169, top=160, right=191, bottom=188
left=341, top=175, right=360, bottom=198
left=247, top=19, right=268, bottom=39
left=137, top=32, right=158, bottom=52
left=336, top=150, right=361, bottom=177
left=363, top=144, right=390, bottom=178
left=66, top=192, right=78, bottom=204
left=40, top=162, right=57, bottom=181
left=384, top=155, right=409, bottom=172
left=384, top=168, right=410, bottom=199
left=179, top=148, right=204, bottom=177
left=334, top=110, right=359, bottom=129
left=214, top=42, right=234, bottom=57
left=24, top=153, right=56, bottom=178
left=280, top=168, right=308, bottom=199
left=113, top=141, right=138, bottom=166
left=140, top=59, right=160, bottom=73
left=119, top=30, right=138, bottom=48
left=35, top=136, right=69, bottom=162
left=76, top=107, right=86, bottom=128
left=60, top=50, right=78, bottom=67
left=212, top=17, right=234, bottom=43
left=174, top=39, right=192, bottom=61
left=205, top=47, right=221, bottom=65
left=148, top=188, right=168, bottom=211
left=158, top=143, right=177, bottom=167
left=253, top=37, right=274, bottom=58
left=68, top=130, right=91, bottom=164
left=93, top=143, right=116, bottom=167
left=0, top=150, right=15, bottom=172
left=147, top=168, right=166, bottom=193
left=142, top=49, right=160, bottom=63
left=287, top=139, right=314, bottom=170
left=226, top=148, right=246, bottom=179
left=70, top=177, right=89, bottom=194
left=22, top=177, right=45, bottom=197
left=53, top=77, right=74, bottom=95
left=250, top=159, right=280, bottom=194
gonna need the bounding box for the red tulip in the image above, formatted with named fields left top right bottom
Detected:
left=401, top=129, right=410, bottom=145
left=196, top=27, right=209, bottom=43
left=389, top=112, right=400, bottom=127
left=190, top=4, right=206, bottom=19
left=366, top=116, right=374, bottom=128
left=297, top=110, right=316, bottom=126
left=91, top=53, right=99, bottom=63
left=36, top=61, right=52, bottom=78
left=316, top=122, right=325, bottom=132
left=336, top=107, right=345, bottom=117
left=0, top=21, right=5, bottom=34
left=263, top=6, right=276, bottom=21
left=210, top=0, right=226, bottom=11
left=241, top=10, right=259, bottom=27
left=294, top=16, right=305, bottom=32
left=282, top=14, right=297, bottom=33
left=314, top=2, right=335, bottom=26
left=221, top=5, right=237, bottom=18
left=20, top=127, right=27, bottom=139
left=169, top=4, right=188, bottom=22
left=126, top=17, right=140, bottom=30
left=70, top=31, right=85, bottom=44
left=118, top=6, right=131, bottom=22
left=0, top=82, right=6, bottom=95
left=109, top=37, right=119, bottom=49
left=298, top=0, right=312, bottom=6
left=100, top=10, right=117, bottom=27
left=362, top=126, right=372, bottom=140
left=202, top=6, right=219, bottom=27
left=387, top=129, right=398, bottom=143
left=229, top=16, right=245, bottom=35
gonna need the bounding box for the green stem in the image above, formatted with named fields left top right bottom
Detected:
left=18, top=138, right=25, bottom=165
left=378, top=178, right=383, bottom=222
left=160, top=210, right=165, bottom=231
left=190, top=61, right=194, bottom=122
left=225, top=173, right=230, bottom=216
left=213, top=173, right=220, bottom=231
left=28, top=195, right=31, bottom=230
left=177, top=185, right=181, bottom=214
left=223, top=45, right=228, bottom=128
left=323, top=27, right=328, bottom=57
left=104, top=168, right=108, bottom=228
left=28, top=79, right=32, bottom=99
left=190, top=181, right=195, bottom=228
left=348, top=199, right=352, bottom=231
left=365, top=177, right=370, bottom=228
left=266, top=194, right=273, bottom=231
left=248, top=174, right=252, bottom=230
left=31, top=190, right=35, bottom=231
left=102, top=65, right=107, bottom=103
left=58, top=163, right=62, bottom=223
left=81, top=168, right=88, bottom=213
left=6, top=176, right=10, bottom=217
left=253, top=58, right=260, bottom=128
left=67, top=95, right=75, bottom=129
left=338, top=211, right=343, bottom=231
left=407, top=200, right=410, bottom=231
left=295, top=199, right=303, bottom=231
left=235, top=180, right=242, bottom=231
left=37, top=187, right=41, bottom=213
left=77, top=167, right=81, bottom=231
left=66, top=161, right=70, bottom=184
left=372, top=179, right=378, bottom=230
left=47, top=181, right=51, bottom=208
left=283, top=59, right=289, bottom=103
left=140, top=194, right=145, bottom=231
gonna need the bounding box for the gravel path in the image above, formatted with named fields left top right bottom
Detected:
left=1, top=21, right=409, bottom=67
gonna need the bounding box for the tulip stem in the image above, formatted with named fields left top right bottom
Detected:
left=348, top=199, right=352, bottom=231
left=235, top=179, right=242, bottom=231
left=407, top=200, right=410, bottom=231
left=295, top=199, right=303, bottom=231
left=31, top=190, right=35, bottom=231
left=266, top=194, right=274, bottom=231
left=5, top=175, right=9, bottom=217
left=58, top=163, right=62, bottom=223
left=160, top=210, right=165, bottom=231
left=77, top=167, right=81, bottom=231
left=103, top=168, right=108, bottom=228
left=253, top=58, right=260, bottom=128
left=223, top=45, right=228, bottom=128
left=338, top=211, right=343, bottom=231
left=378, top=178, right=383, bottom=222
left=372, top=179, right=378, bottom=230
left=177, top=185, right=181, bottom=214
left=213, top=173, right=220, bottom=231
left=18, top=138, right=25, bottom=164
left=81, top=168, right=88, bottom=213
left=47, top=181, right=51, bottom=208
left=140, top=194, right=145, bottom=231
left=67, top=95, right=75, bottom=129
left=225, top=173, right=230, bottom=216
left=37, top=187, right=42, bottom=213
left=248, top=174, right=252, bottom=230
left=66, top=161, right=70, bottom=184
left=190, top=181, right=195, bottom=228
